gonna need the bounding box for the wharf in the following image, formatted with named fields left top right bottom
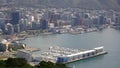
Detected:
left=24, top=46, right=40, bottom=52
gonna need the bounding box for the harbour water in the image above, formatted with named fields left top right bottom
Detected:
left=22, top=28, right=120, bottom=68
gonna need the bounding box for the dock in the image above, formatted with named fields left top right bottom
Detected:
left=24, top=46, right=40, bottom=52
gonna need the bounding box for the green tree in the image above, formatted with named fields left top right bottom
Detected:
left=35, top=61, right=66, bottom=68
left=5, top=58, right=34, bottom=68
left=0, top=60, right=6, bottom=68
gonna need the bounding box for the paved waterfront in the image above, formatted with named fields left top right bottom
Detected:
left=22, top=28, right=120, bottom=68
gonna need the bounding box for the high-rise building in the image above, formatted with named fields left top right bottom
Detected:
left=0, top=43, right=6, bottom=52
left=99, top=15, right=106, bottom=25
left=49, top=13, right=60, bottom=27
left=83, top=18, right=93, bottom=28
left=10, top=12, right=20, bottom=25
left=72, top=17, right=79, bottom=27
left=92, top=18, right=99, bottom=27
left=31, top=22, right=37, bottom=30
left=40, top=19, right=48, bottom=30
left=5, top=23, right=14, bottom=35
left=0, top=12, right=5, bottom=31
left=0, top=19, right=5, bottom=31
left=13, top=24, right=20, bottom=33
left=115, top=15, right=120, bottom=25
left=19, top=19, right=27, bottom=31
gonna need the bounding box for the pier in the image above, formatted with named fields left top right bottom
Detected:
left=24, top=46, right=40, bottom=52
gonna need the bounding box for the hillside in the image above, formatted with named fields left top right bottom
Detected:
left=0, top=0, right=120, bottom=10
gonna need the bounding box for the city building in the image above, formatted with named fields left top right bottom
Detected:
left=72, top=17, right=79, bottom=27
left=0, top=12, right=5, bottom=31
left=10, top=12, right=20, bottom=25
left=13, top=24, right=20, bottom=33
left=115, top=15, right=120, bottom=25
left=40, top=19, right=48, bottom=30
left=0, top=43, right=6, bottom=52
left=5, top=23, right=14, bottom=34
left=98, top=15, right=106, bottom=25
left=17, top=49, right=33, bottom=62
left=0, top=7, right=119, bottom=35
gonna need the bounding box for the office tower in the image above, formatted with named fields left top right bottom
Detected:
left=83, top=18, right=93, bottom=28
left=0, top=12, right=6, bottom=31
left=72, top=17, right=79, bottom=27
left=40, top=19, right=48, bottom=30
left=13, top=24, right=20, bottom=33
left=19, top=19, right=27, bottom=31
left=99, top=15, right=106, bottom=25
left=0, top=43, right=6, bottom=52
left=10, top=12, right=20, bottom=25
left=49, top=13, right=60, bottom=27
left=5, top=23, right=14, bottom=35
left=31, top=22, right=37, bottom=30
left=92, top=18, right=99, bottom=27
left=115, top=14, right=120, bottom=25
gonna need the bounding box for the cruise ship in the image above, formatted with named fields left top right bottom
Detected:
left=56, top=46, right=108, bottom=64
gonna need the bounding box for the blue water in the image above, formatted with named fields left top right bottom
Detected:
left=22, top=28, right=120, bottom=68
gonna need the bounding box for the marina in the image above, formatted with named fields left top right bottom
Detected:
left=43, top=46, right=107, bottom=64
left=17, top=46, right=107, bottom=64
